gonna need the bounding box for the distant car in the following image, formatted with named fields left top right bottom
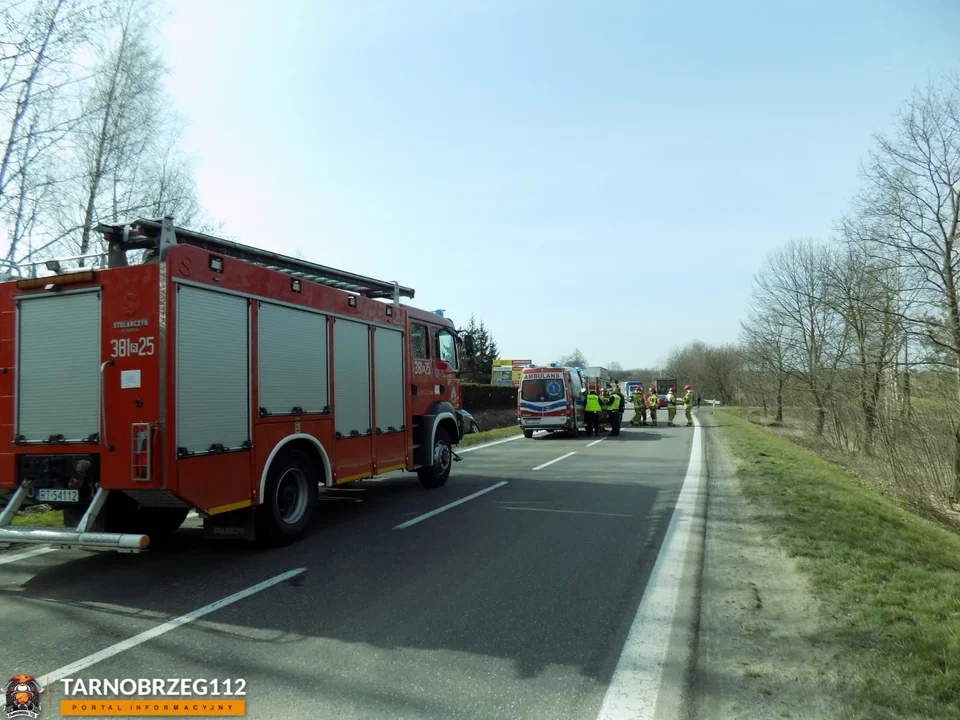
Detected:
left=458, top=409, right=482, bottom=434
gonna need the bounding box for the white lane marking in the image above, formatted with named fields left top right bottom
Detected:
left=586, top=437, right=607, bottom=447
left=457, top=434, right=523, bottom=453
left=595, top=415, right=703, bottom=720
left=393, top=482, right=509, bottom=530
left=0, top=546, right=57, bottom=565
left=501, top=507, right=633, bottom=518
left=36, top=567, right=306, bottom=692
left=532, top=451, right=576, bottom=471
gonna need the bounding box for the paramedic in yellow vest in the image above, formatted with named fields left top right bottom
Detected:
left=683, top=384, right=695, bottom=426
left=606, top=387, right=622, bottom=436
left=666, top=387, right=677, bottom=426
left=584, top=388, right=601, bottom=437
left=647, top=387, right=658, bottom=426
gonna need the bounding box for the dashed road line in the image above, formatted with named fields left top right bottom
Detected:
left=37, top=567, right=307, bottom=692
left=0, top=546, right=57, bottom=565
left=393, top=482, right=509, bottom=530
left=532, top=452, right=576, bottom=471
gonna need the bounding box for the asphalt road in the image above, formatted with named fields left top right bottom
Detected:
left=0, top=410, right=702, bottom=720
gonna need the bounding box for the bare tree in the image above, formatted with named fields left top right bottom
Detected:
left=751, top=238, right=849, bottom=435
left=826, top=229, right=902, bottom=453
left=54, top=0, right=171, bottom=262
left=0, top=0, right=100, bottom=262
left=665, top=340, right=741, bottom=404
left=740, top=304, right=790, bottom=422
left=856, top=73, right=960, bottom=493
left=607, top=361, right=631, bottom=381
left=560, top=349, right=589, bottom=368
left=858, top=75, right=960, bottom=374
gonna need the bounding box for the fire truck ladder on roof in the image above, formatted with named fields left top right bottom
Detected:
left=96, top=216, right=415, bottom=301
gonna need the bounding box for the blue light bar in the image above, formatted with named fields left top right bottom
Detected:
left=434, top=309, right=445, bottom=317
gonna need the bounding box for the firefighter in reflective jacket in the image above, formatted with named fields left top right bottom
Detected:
left=584, top=389, right=602, bottom=437
left=631, top=387, right=646, bottom=426
left=683, top=384, right=695, bottom=426
left=647, top=387, right=658, bottom=426
left=606, top=389, right=622, bottom=436
left=666, top=387, right=677, bottom=426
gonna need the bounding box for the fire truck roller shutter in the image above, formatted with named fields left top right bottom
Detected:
left=373, top=327, right=404, bottom=433
left=16, top=289, right=101, bottom=443
left=257, top=302, right=329, bottom=415
left=175, top=285, right=250, bottom=453
left=333, top=318, right=371, bottom=438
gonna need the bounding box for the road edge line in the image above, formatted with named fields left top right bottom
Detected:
left=594, top=415, right=705, bottom=720
left=457, top=434, right=523, bottom=453
left=37, top=567, right=307, bottom=691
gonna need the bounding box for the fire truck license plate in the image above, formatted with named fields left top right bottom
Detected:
left=34, top=488, right=79, bottom=503
left=525, top=418, right=541, bottom=425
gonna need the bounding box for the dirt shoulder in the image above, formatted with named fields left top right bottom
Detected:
left=694, top=413, right=849, bottom=719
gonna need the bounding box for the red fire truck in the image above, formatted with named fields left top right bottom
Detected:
left=0, top=216, right=472, bottom=552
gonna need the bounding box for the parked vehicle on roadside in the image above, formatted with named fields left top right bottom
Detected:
left=458, top=409, right=481, bottom=434
left=0, top=216, right=471, bottom=553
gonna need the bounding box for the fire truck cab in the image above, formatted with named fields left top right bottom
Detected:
left=0, top=216, right=472, bottom=552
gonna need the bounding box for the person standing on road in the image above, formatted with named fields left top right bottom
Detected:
left=614, top=384, right=626, bottom=434
left=584, top=388, right=601, bottom=437
left=631, top=386, right=646, bottom=426
left=683, top=384, right=695, bottom=427
left=606, top=387, right=622, bottom=436
left=647, top=386, right=659, bottom=426
left=666, top=387, right=677, bottom=427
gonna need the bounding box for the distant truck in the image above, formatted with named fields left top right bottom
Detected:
left=623, top=380, right=645, bottom=403
left=518, top=364, right=586, bottom=438
left=655, top=378, right=678, bottom=408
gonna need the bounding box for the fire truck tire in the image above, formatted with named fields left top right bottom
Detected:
left=256, top=447, right=319, bottom=546
left=417, top=426, right=453, bottom=489
left=523, top=429, right=534, bottom=438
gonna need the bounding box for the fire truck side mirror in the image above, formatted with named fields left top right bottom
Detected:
left=463, top=335, right=475, bottom=357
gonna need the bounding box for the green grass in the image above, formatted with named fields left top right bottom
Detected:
left=458, top=425, right=522, bottom=447
left=715, top=408, right=960, bottom=719
left=11, top=507, right=64, bottom=527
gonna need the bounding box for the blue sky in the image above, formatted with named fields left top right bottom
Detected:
left=160, top=0, right=959, bottom=369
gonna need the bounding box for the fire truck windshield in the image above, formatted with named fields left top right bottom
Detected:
left=520, top=378, right=565, bottom=403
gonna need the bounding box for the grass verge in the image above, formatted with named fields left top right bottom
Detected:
left=458, top=425, right=522, bottom=447
left=713, top=408, right=960, bottom=719
left=11, top=507, right=64, bottom=527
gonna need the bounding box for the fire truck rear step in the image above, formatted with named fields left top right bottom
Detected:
left=0, top=485, right=149, bottom=552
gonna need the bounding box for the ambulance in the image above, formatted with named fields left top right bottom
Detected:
left=517, top=364, right=586, bottom=438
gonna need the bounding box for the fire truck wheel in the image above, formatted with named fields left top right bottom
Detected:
left=417, top=426, right=453, bottom=489
left=523, top=429, right=534, bottom=438
left=257, top=447, right=319, bottom=545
